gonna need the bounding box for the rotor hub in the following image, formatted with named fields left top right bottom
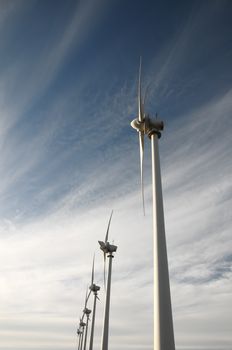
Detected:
left=131, top=116, right=164, bottom=138
left=131, top=118, right=145, bottom=132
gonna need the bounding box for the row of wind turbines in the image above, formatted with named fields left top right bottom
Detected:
left=76, top=211, right=117, bottom=350
left=76, top=58, right=176, bottom=350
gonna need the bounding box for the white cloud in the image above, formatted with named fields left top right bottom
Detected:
left=1, top=81, right=232, bottom=348
left=0, top=2, right=232, bottom=349
left=1, top=80, right=232, bottom=349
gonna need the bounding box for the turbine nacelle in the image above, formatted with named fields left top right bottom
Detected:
left=89, top=283, right=100, bottom=293
left=149, top=118, right=164, bottom=131
left=98, top=240, right=118, bottom=254
left=80, top=320, right=86, bottom=327
left=131, top=116, right=164, bottom=135
left=83, top=307, right=91, bottom=315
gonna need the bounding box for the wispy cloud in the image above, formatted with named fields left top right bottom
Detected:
left=0, top=1, right=232, bottom=350
left=1, top=84, right=231, bottom=349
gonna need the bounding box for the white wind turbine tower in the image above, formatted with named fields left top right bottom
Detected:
left=98, top=211, right=117, bottom=350
left=89, top=255, right=100, bottom=350
left=131, top=59, right=175, bottom=350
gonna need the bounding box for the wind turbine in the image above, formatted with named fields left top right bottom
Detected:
left=82, top=288, right=92, bottom=350
left=98, top=211, right=117, bottom=350
left=130, top=58, right=175, bottom=350
left=79, top=318, right=86, bottom=350
left=77, top=328, right=83, bottom=350
left=89, top=255, right=100, bottom=350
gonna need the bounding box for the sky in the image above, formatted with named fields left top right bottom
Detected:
left=0, top=0, right=232, bottom=349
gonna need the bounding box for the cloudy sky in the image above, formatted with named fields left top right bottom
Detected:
left=0, top=0, right=232, bottom=349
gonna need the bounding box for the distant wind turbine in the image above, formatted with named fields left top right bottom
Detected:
left=82, top=288, right=92, bottom=350
left=79, top=318, right=86, bottom=350
left=130, top=58, right=175, bottom=350
left=89, top=255, right=100, bottom=350
left=77, top=327, right=83, bottom=350
left=98, top=211, right=117, bottom=350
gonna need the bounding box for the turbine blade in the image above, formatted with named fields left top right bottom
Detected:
left=84, top=286, right=89, bottom=308
left=138, top=56, right=144, bottom=122
left=87, top=289, right=91, bottom=302
left=104, top=210, right=113, bottom=244
left=143, top=82, right=150, bottom=107
left=103, top=252, right=106, bottom=291
left=96, top=295, right=100, bottom=301
left=91, top=254, right=95, bottom=285
left=139, top=131, right=145, bottom=215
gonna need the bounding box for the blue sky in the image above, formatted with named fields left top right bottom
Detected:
left=0, top=1, right=232, bottom=350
